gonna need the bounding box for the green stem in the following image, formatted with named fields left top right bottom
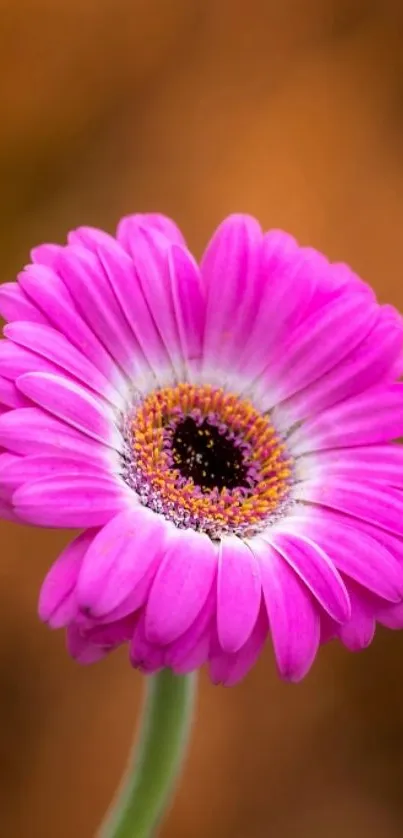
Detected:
left=99, top=670, right=197, bottom=838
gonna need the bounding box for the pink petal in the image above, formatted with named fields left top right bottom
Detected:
left=313, top=508, right=403, bottom=565
left=277, top=305, right=403, bottom=423
left=84, top=614, right=137, bottom=648
left=235, top=235, right=325, bottom=387
left=170, top=628, right=211, bottom=676
left=337, top=588, right=375, bottom=651
left=166, top=592, right=215, bottom=674
left=92, top=227, right=184, bottom=381
left=201, top=214, right=262, bottom=378
left=66, top=623, right=109, bottom=664
left=19, top=264, right=126, bottom=391
left=208, top=608, right=268, bottom=686
left=217, top=536, right=261, bottom=653
left=67, top=226, right=118, bottom=252
left=130, top=613, right=165, bottom=673
left=94, top=226, right=183, bottom=380
left=0, top=496, right=21, bottom=522
left=0, top=452, right=20, bottom=473
left=100, top=564, right=157, bottom=623
left=289, top=384, right=403, bottom=454
left=5, top=322, right=121, bottom=407
left=168, top=245, right=205, bottom=377
left=208, top=627, right=232, bottom=685
left=250, top=537, right=320, bottom=681
left=145, top=528, right=218, bottom=644
left=77, top=506, right=168, bottom=617
left=377, top=601, right=403, bottom=629
left=221, top=608, right=269, bottom=687
left=0, top=339, right=59, bottom=380
left=117, top=213, right=186, bottom=249
left=122, top=226, right=185, bottom=380
left=0, top=452, right=20, bottom=502
left=295, top=444, right=403, bottom=487
left=95, top=239, right=169, bottom=379
left=0, top=454, right=112, bottom=492
left=0, top=376, right=30, bottom=409
left=288, top=510, right=403, bottom=601
left=296, top=481, right=403, bottom=538
left=0, top=407, right=114, bottom=460
left=329, top=261, right=376, bottom=301
left=31, top=243, right=64, bottom=268
left=0, top=282, right=49, bottom=324
left=39, top=530, right=95, bottom=628
left=255, top=291, right=377, bottom=411
left=320, top=612, right=338, bottom=644
left=264, top=529, right=351, bottom=622
left=13, top=475, right=128, bottom=527
left=56, top=246, right=146, bottom=383
left=17, top=373, right=121, bottom=449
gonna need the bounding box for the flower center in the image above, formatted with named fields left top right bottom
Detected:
left=171, top=416, right=249, bottom=492
left=122, top=383, right=293, bottom=539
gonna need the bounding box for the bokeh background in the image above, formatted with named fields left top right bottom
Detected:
left=2, top=1, right=403, bottom=835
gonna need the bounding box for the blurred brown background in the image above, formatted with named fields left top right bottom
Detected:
left=2, top=1, right=403, bottom=835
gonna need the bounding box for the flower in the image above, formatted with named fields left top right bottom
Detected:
left=0, top=212, right=403, bottom=685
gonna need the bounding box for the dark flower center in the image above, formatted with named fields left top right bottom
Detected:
left=171, top=416, right=249, bottom=492
left=124, top=383, right=292, bottom=538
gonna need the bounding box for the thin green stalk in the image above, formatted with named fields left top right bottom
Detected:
left=99, top=670, right=197, bottom=838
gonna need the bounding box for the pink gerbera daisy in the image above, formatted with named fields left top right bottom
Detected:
left=0, top=213, right=403, bottom=685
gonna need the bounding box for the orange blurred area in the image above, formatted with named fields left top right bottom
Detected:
left=2, top=1, right=403, bottom=836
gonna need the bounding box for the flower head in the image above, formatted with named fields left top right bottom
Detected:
left=1, top=213, right=403, bottom=685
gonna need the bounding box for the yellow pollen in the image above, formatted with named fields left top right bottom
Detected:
left=126, top=383, right=293, bottom=537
